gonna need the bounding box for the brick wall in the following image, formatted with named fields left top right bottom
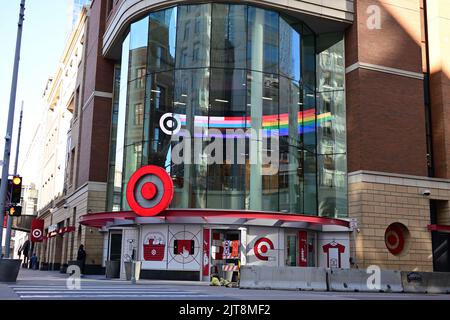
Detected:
left=349, top=171, right=450, bottom=271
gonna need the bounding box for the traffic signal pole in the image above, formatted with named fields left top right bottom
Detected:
left=4, top=103, right=24, bottom=258
left=0, top=0, right=26, bottom=259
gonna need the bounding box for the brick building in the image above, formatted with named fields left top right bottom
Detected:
left=35, top=0, right=450, bottom=277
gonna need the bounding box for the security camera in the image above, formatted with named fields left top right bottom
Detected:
left=63, top=204, right=68, bottom=209
left=421, top=189, right=431, bottom=196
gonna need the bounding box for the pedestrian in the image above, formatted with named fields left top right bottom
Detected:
left=76, top=244, right=86, bottom=274
left=30, top=253, right=38, bottom=270
left=22, top=240, right=30, bottom=267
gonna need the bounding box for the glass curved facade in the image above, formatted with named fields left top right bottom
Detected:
left=107, top=3, right=347, bottom=218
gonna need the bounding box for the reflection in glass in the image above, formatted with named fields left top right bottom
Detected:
left=122, top=18, right=149, bottom=209
left=279, top=77, right=302, bottom=213
left=112, top=34, right=131, bottom=211
left=171, top=68, right=210, bottom=209
left=111, top=4, right=347, bottom=217
left=207, top=69, right=247, bottom=209
left=211, top=4, right=247, bottom=69
left=176, top=5, right=211, bottom=69
left=148, top=7, right=177, bottom=72
left=279, top=17, right=301, bottom=81
left=247, top=7, right=279, bottom=74
left=106, top=65, right=122, bottom=212
left=317, top=33, right=346, bottom=218
left=247, top=71, right=279, bottom=211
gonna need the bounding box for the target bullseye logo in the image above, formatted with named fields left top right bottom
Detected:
left=385, top=224, right=405, bottom=255
left=160, top=113, right=181, bottom=135
left=32, top=229, right=42, bottom=239
left=254, top=237, right=274, bottom=261
left=126, top=165, right=174, bottom=217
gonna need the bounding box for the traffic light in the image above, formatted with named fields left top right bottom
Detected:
left=10, top=175, right=22, bottom=204
left=8, top=205, right=22, bottom=217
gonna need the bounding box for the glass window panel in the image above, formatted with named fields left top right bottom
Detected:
left=279, top=76, right=302, bottom=213
left=302, top=26, right=315, bottom=92
left=247, top=70, right=279, bottom=212
left=318, top=154, right=347, bottom=218
left=148, top=7, right=177, bottom=72
left=143, top=71, right=174, bottom=168
left=303, top=150, right=317, bottom=215
left=317, top=90, right=346, bottom=155
left=317, top=33, right=345, bottom=92
left=122, top=142, right=143, bottom=210
left=171, top=68, right=210, bottom=209
left=176, top=4, right=211, bottom=69
left=211, top=4, right=247, bottom=69
left=279, top=17, right=301, bottom=81
left=123, top=17, right=148, bottom=210
left=129, top=17, right=149, bottom=82
left=207, top=69, right=247, bottom=209
left=106, top=65, right=122, bottom=212
left=303, top=87, right=317, bottom=215
left=123, top=18, right=149, bottom=199
left=112, top=34, right=130, bottom=211
left=247, top=7, right=279, bottom=74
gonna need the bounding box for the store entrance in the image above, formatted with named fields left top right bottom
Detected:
left=284, top=230, right=317, bottom=267
left=211, top=229, right=241, bottom=282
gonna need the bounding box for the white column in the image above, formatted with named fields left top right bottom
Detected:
left=249, top=9, right=264, bottom=211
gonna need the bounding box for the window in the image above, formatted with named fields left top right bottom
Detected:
left=135, top=67, right=146, bottom=89
left=193, top=42, right=200, bottom=62
left=194, top=18, right=200, bottom=34
left=118, top=4, right=347, bottom=216
left=134, top=103, right=144, bottom=125
left=183, top=22, right=190, bottom=40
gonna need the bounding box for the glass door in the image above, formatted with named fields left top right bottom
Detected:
left=285, top=233, right=298, bottom=266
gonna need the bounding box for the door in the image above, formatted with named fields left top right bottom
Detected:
left=109, top=232, right=122, bottom=261
left=432, top=231, right=450, bottom=272
left=285, top=233, right=298, bottom=266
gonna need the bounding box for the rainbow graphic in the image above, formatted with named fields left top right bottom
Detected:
left=174, top=109, right=333, bottom=137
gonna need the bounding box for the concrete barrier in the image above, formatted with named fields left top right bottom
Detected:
left=239, top=266, right=327, bottom=291
left=401, top=272, right=450, bottom=294
left=328, top=268, right=403, bottom=293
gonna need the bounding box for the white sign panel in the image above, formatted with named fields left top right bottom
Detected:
left=140, top=225, right=169, bottom=270
left=246, top=227, right=283, bottom=267
left=318, top=233, right=350, bottom=269
left=167, top=225, right=202, bottom=271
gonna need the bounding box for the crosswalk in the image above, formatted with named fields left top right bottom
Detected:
left=9, top=285, right=221, bottom=300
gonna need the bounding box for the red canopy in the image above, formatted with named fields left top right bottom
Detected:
left=80, top=209, right=350, bottom=229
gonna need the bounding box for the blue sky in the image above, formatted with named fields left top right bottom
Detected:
left=0, top=0, right=68, bottom=178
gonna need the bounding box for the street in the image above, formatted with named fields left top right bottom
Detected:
left=0, top=268, right=448, bottom=300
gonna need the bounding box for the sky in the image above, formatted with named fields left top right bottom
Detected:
left=0, top=0, right=68, bottom=184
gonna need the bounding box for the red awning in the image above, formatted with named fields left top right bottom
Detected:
left=80, top=209, right=350, bottom=229
left=428, top=224, right=450, bottom=233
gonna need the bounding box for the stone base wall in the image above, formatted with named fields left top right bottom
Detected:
left=348, top=171, right=450, bottom=272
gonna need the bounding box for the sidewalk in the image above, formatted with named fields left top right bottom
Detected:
left=15, top=267, right=210, bottom=286
left=0, top=283, right=19, bottom=300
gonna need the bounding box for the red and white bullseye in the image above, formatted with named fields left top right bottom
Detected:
left=126, top=165, right=174, bottom=217
left=254, top=237, right=274, bottom=261
left=32, top=229, right=42, bottom=239
left=385, top=224, right=405, bottom=255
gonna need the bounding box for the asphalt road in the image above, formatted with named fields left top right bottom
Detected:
left=1, top=268, right=449, bottom=300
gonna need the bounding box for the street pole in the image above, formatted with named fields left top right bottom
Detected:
left=4, top=103, right=24, bottom=258
left=0, top=0, right=26, bottom=259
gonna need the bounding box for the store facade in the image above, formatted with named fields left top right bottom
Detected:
left=81, top=1, right=351, bottom=280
